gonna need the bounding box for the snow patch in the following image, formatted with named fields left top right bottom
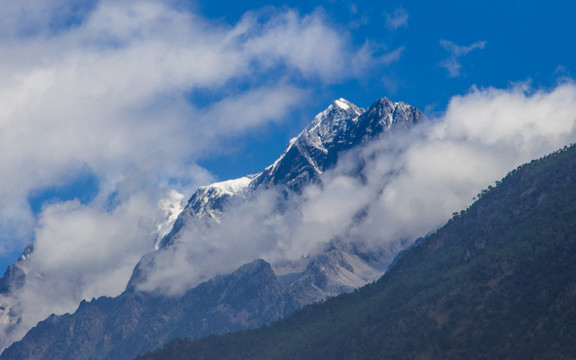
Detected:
left=334, top=98, right=350, bottom=110
left=208, top=176, right=254, bottom=196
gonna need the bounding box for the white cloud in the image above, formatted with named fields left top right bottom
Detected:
left=136, top=82, right=576, bottom=295
left=385, top=8, right=409, bottom=30
left=440, top=39, right=487, bottom=77
left=344, top=82, right=576, bottom=246
left=241, top=8, right=396, bottom=81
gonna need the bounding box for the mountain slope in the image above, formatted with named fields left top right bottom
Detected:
left=0, top=260, right=298, bottom=360
left=138, top=145, right=576, bottom=360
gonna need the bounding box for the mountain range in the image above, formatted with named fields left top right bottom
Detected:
left=137, top=144, right=576, bottom=360
left=0, top=97, right=425, bottom=359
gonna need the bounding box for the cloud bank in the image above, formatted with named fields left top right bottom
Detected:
left=137, top=82, right=576, bottom=295
left=0, top=0, right=390, bottom=349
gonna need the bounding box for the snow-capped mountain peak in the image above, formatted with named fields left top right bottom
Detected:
left=333, top=98, right=355, bottom=111
left=299, top=98, right=364, bottom=151
left=157, top=97, right=424, bottom=249
left=303, top=98, right=363, bottom=133
left=266, top=98, right=364, bottom=174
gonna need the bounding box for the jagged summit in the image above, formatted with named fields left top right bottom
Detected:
left=270, top=98, right=364, bottom=173
left=334, top=98, right=357, bottom=110
left=263, top=98, right=362, bottom=174
left=253, top=97, right=422, bottom=191
left=298, top=98, right=364, bottom=142
left=158, top=97, right=423, bottom=249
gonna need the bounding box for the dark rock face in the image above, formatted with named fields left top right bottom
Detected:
left=0, top=260, right=298, bottom=360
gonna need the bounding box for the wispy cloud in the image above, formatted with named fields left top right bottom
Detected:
left=440, top=39, right=487, bottom=77
left=385, top=8, right=409, bottom=30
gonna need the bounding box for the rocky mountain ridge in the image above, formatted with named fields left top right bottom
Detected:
left=132, top=97, right=424, bottom=303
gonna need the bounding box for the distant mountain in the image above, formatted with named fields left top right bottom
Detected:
left=0, top=97, right=424, bottom=359
left=129, top=97, right=424, bottom=304
left=137, top=145, right=576, bottom=360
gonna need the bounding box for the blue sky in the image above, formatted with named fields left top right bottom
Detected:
left=0, top=0, right=575, bottom=273
left=197, top=0, right=576, bottom=178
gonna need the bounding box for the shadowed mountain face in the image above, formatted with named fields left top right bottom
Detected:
left=137, top=146, right=576, bottom=360
left=0, top=260, right=299, bottom=360
left=0, top=97, right=425, bottom=359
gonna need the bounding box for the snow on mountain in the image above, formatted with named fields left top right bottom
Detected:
left=209, top=176, right=255, bottom=195
left=293, top=98, right=364, bottom=159
left=254, top=97, right=365, bottom=189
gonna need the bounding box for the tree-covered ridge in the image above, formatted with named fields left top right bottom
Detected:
left=138, top=144, right=576, bottom=360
